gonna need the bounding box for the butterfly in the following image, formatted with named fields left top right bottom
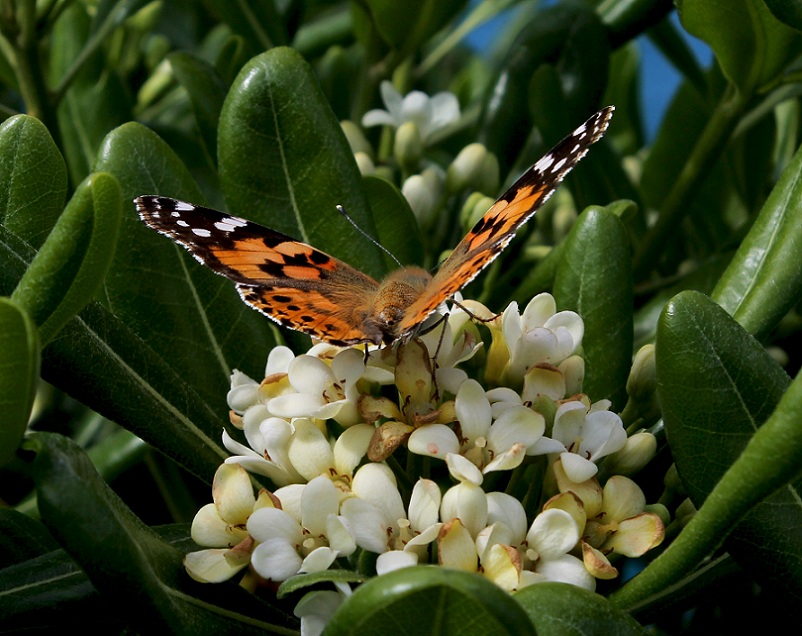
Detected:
left=135, top=106, right=614, bottom=347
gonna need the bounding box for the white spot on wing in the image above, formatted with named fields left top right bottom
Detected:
left=214, top=217, right=249, bottom=232
left=177, top=220, right=189, bottom=227
left=175, top=201, right=195, bottom=211
left=221, top=216, right=248, bottom=227
left=192, top=228, right=212, bottom=238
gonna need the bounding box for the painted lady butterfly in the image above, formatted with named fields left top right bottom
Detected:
left=135, top=106, right=614, bottom=347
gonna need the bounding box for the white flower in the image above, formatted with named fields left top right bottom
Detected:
left=408, top=379, right=551, bottom=472
left=502, top=293, right=584, bottom=384
left=269, top=348, right=367, bottom=426
left=184, top=463, right=273, bottom=583
left=362, top=81, right=460, bottom=145
left=477, top=493, right=594, bottom=591
left=286, top=418, right=374, bottom=484
left=440, top=454, right=488, bottom=538
left=552, top=399, right=628, bottom=482
left=341, top=465, right=442, bottom=572
left=247, top=476, right=356, bottom=581
left=222, top=415, right=305, bottom=486
left=294, top=584, right=352, bottom=636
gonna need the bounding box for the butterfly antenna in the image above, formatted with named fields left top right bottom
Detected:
left=336, top=205, right=403, bottom=268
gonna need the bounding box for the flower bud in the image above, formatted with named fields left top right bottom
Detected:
left=552, top=198, right=577, bottom=243
left=447, top=143, right=499, bottom=195
left=394, top=121, right=423, bottom=172
left=402, top=175, right=435, bottom=225
left=620, top=344, right=660, bottom=426
left=459, top=192, right=495, bottom=231
left=627, top=344, right=657, bottom=402
left=341, top=120, right=373, bottom=156
left=603, top=431, right=657, bottom=476
left=354, top=151, right=375, bottom=175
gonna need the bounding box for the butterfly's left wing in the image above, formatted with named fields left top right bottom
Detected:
left=397, top=106, right=615, bottom=338
left=134, top=196, right=384, bottom=345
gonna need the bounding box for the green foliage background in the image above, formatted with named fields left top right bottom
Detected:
left=2, top=0, right=802, bottom=633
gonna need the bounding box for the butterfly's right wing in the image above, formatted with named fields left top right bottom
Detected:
left=135, top=196, right=382, bottom=345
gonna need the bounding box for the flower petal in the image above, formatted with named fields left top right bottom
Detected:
left=376, top=549, right=419, bottom=575
left=526, top=509, right=579, bottom=558
left=251, top=537, right=302, bottom=581
left=408, top=424, right=460, bottom=459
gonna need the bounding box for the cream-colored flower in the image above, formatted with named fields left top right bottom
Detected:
left=184, top=463, right=275, bottom=583
left=408, top=379, right=551, bottom=472
left=247, top=475, right=356, bottom=582
left=552, top=398, right=627, bottom=482
left=362, top=81, right=460, bottom=145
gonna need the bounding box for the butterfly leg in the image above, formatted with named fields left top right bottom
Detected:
left=451, top=299, right=501, bottom=325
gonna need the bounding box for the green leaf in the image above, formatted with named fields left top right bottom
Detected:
left=514, top=582, right=647, bottom=635
left=168, top=51, right=228, bottom=163
left=0, top=509, right=58, bottom=565
left=359, top=0, right=467, bottom=57
left=0, top=224, right=229, bottom=483
left=655, top=291, right=802, bottom=603
left=94, top=122, right=277, bottom=408
left=712, top=132, right=802, bottom=340
left=278, top=569, right=367, bottom=597
left=479, top=2, right=608, bottom=173
left=18, top=433, right=296, bottom=634
left=12, top=172, right=122, bottom=345
left=677, top=0, right=802, bottom=95
left=218, top=47, right=386, bottom=279
left=204, top=0, right=287, bottom=51
left=362, top=174, right=424, bottom=270
left=325, top=566, right=534, bottom=636
left=0, top=115, right=68, bottom=248
left=764, top=0, right=802, bottom=31
left=50, top=2, right=132, bottom=186
left=554, top=206, right=633, bottom=407
left=0, top=298, right=39, bottom=467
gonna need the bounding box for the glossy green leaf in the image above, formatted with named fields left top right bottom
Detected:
left=362, top=174, right=424, bottom=270
left=0, top=298, right=39, bottom=467
left=325, top=566, right=534, bottom=636
left=0, top=115, right=67, bottom=248
left=25, top=432, right=187, bottom=631
left=0, top=508, right=58, bottom=566
left=554, top=206, right=633, bottom=407
left=0, top=224, right=228, bottom=483
left=95, top=122, right=276, bottom=408
left=359, top=0, right=467, bottom=56
left=479, top=2, right=607, bottom=173
left=218, top=47, right=386, bottom=279
left=168, top=51, right=228, bottom=162
left=18, top=433, right=295, bottom=634
left=204, top=0, right=287, bottom=51
left=677, top=0, right=802, bottom=95
left=12, top=172, right=121, bottom=345
left=712, top=132, right=802, bottom=340
left=514, top=582, right=647, bottom=635
left=603, top=43, right=645, bottom=156
left=51, top=2, right=132, bottom=186
left=764, top=0, right=802, bottom=30
left=655, top=291, right=802, bottom=602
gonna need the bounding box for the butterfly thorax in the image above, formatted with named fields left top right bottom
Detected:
left=366, top=266, right=433, bottom=344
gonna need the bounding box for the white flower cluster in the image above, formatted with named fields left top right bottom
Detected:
left=185, top=294, right=665, bottom=633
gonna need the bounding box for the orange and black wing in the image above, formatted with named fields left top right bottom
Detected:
left=397, top=106, right=615, bottom=338
left=135, top=196, right=381, bottom=345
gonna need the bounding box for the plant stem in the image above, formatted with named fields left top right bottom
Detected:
left=632, top=86, right=745, bottom=280
left=3, top=0, right=60, bottom=139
